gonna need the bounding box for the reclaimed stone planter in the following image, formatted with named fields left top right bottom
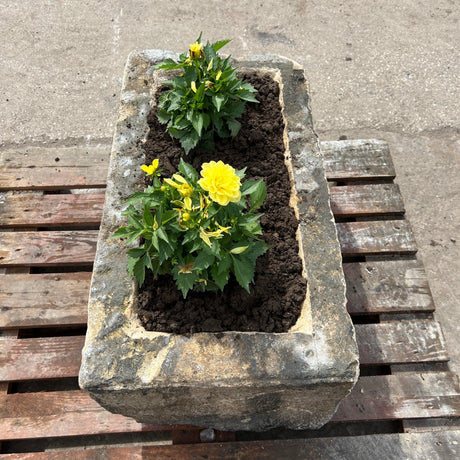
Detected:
left=79, top=50, right=359, bottom=431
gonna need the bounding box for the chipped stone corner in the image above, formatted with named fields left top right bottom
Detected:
left=79, top=51, right=359, bottom=432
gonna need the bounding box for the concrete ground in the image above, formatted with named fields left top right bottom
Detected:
left=1, top=1, right=458, bottom=374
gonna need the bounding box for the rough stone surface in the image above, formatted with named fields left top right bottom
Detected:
left=78, top=51, right=359, bottom=431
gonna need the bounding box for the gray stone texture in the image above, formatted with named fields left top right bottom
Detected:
left=1, top=0, right=458, bottom=383
left=78, top=52, right=359, bottom=431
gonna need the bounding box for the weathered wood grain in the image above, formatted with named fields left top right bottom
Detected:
left=320, top=139, right=396, bottom=181
left=0, top=320, right=448, bottom=382
left=0, top=373, right=458, bottom=441
left=0, top=230, right=98, bottom=266
left=333, top=372, right=459, bottom=422
left=0, top=335, right=85, bottom=380
left=329, top=183, right=405, bottom=217
left=0, top=193, right=104, bottom=227
left=0, top=273, right=91, bottom=328
left=0, top=145, right=110, bottom=191
left=336, top=220, right=417, bottom=255
left=5, top=431, right=458, bottom=460
left=344, top=260, right=435, bottom=314
left=355, top=320, right=449, bottom=365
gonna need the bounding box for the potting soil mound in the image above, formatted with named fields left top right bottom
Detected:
left=139, top=73, right=306, bottom=334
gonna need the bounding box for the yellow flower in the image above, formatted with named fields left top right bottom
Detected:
left=198, top=161, right=241, bottom=206
left=189, top=41, right=203, bottom=60
left=164, top=175, right=193, bottom=198
left=140, top=159, right=159, bottom=175
left=191, top=81, right=197, bottom=93
left=216, top=69, right=222, bottom=81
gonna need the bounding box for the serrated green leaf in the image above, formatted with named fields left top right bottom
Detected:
left=143, top=206, right=154, bottom=227
left=125, top=228, right=145, bottom=245
left=212, top=39, right=231, bottom=52
left=249, top=180, right=267, bottom=211
left=194, top=250, right=215, bottom=270
left=180, top=131, right=200, bottom=154
left=157, top=109, right=170, bottom=124
left=127, top=248, right=146, bottom=258
left=226, top=118, right=241, bottom=137
left=237, top=91, right=259, bottom=103
left=111, top=227, right=131, bottom=239
left=128, top=256, right=146, bottom=286
left=174, top=271, right=196, bottom=298
left=178, top=158, right=199, bottom=182
left=231, top=254, right=254, bottom=293
left=213, top=94, right=226, bottom=112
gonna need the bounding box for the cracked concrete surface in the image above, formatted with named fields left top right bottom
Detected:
left=1, top=0, right=458, bottom=374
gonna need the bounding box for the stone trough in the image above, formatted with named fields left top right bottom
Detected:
left=78, top=51, right=359, bottom=431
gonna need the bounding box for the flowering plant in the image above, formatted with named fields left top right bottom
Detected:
left=113, top=159, right=268, bottom=298
left=155, top=34, right=259, bottom=153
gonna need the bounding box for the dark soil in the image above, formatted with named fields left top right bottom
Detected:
left=138, top=73, right=306, bottom=334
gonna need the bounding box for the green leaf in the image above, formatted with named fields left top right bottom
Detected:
left=213, top=94, right=226, bottom=112
left=127, top=248, right=146, bottom=258
left=249, top=180, right=267, bottom=210
left=178, top=158, right=199, bottom=182
left=128, top=256, right=146, bottom=286
left=111, top=227, right=132, bottom=239
left=241, top=180, right=261, bottom=196
left=189, top=110, right=203, bottom=136
left=226, top=118, right=241, bottom=137
left=194, top=250, right=215, bottom=270
left=212, top=39, right=231, bottom=52
left=143, top=206, right=154, bottom=227
left=125, top=228, right=145, bottom=245
left=237, top=91, right=259, bottom=103
left=157, top=109, right=170, bottom=124
left=231, top=254, right=254, bottom=293
left=174, top=271, right=196, bottom=298
left=180, top=131, right=200, bottom=154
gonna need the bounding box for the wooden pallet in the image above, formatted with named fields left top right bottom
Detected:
left=0, top=139, right=459, bottom=458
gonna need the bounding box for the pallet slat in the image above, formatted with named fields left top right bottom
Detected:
left=333, top=372, right=459, bottom=422
left=0, top=320, right=448, bottom=382
left=4, top=431, right=458, bottom=460
left=320, top=139, right=396, bottom=181
left=0, top=221, right=417, bottom=269
left=344, top=260, right=435, bottom=314
left=0, top=183, right=404, bottom=228
left=0, top=231, right=98, bottom=267
left=0, top=273, right=90, bottom=329
left=0, top=193, right=104, bottom=228
left=329, top=183, right=405, bottom=217
left=0, top=146, right=110, bottom=191
left=0, top=373, right=458, bottom=441
left=355, top=320, right=449, bottom=365
left=337, top=220, right=417, bottom=255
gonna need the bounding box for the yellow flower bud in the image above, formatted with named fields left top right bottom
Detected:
left=191, top=81, right=197, bottom=93
left=189, top=41, right=203, bottom=60
left=182, top=212, right=190, bottom=222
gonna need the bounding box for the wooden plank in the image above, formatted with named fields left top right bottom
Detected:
left=0, top=373, right=458, bottom=440
left=0, top=193, right=104, bottom=228
left=333, top=372, right=459, bottom=422
left=344, top=260, right=435, bottom=314
left=355, top=320, right=449, bottom=365
left=0, top=145, right=110, bottom=191
left=4, top=431, right=459, bottom=460
left=329, top=183, right=405, bottom=217
left=0, top=335, right=84, bottom=381
left=0, top=273, right=90, bottom=329
left=320, top=139, right=396, bottom=181
left=403, top=417, right=460, bottom=433
left=0, top=320, right=448, bottom=381
left=0, top=230, right=98, bottom=266
left=0, top=390, right=178, bottom=441
left=337, top=220, right=417, bottom=255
